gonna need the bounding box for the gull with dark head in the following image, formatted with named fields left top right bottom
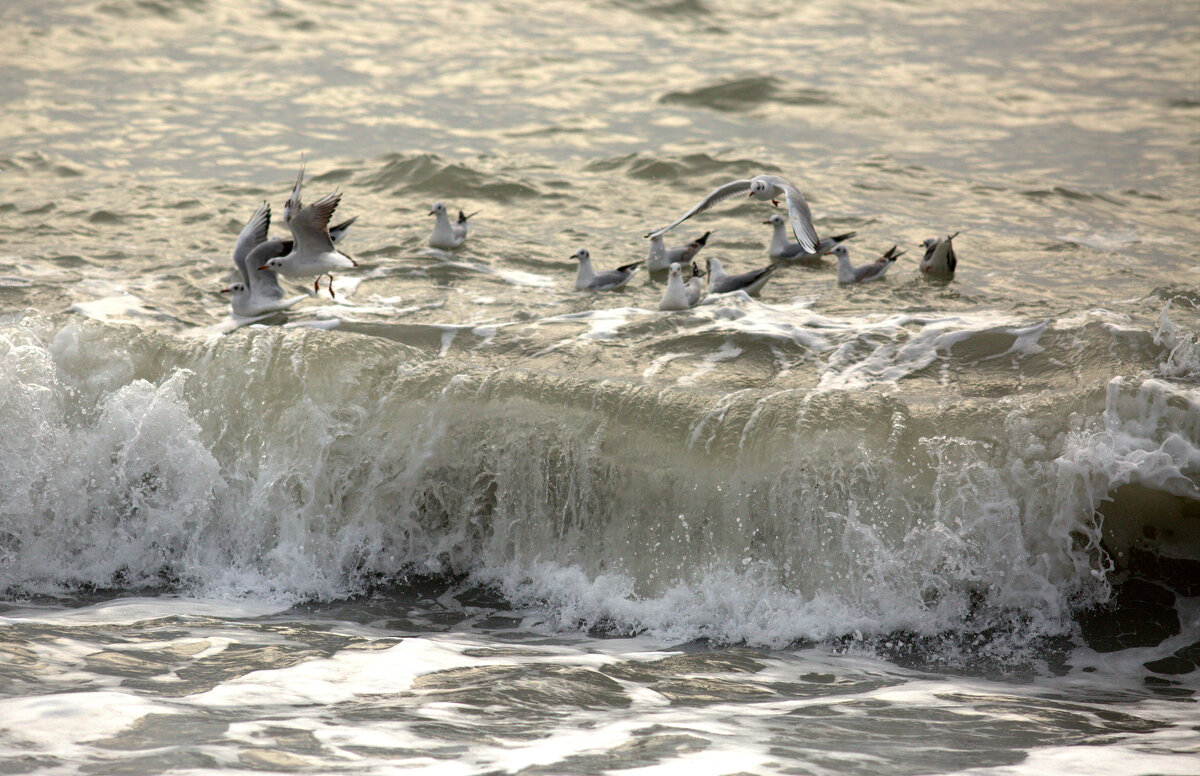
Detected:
left=763, top=213, right=855, bottom=262
left=260, top=158, right=358, bottom=298
left=645, top=174, right=821, bottom=255
left=571, top=248, right=642, bottom=291
left=428, top=202, right=478, bottom=249
left=919, top=231, right=960, bottom=277
left=221, top=201, right=305, bottom=317
left=647, top=230, right=711, bottom=273
left=834, top=244, right=905, bottom=284
left=706, top=256, right=777, bottom=296
left=658, top=261, right=706, bottom=311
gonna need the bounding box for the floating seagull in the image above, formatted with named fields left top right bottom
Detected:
left=645, top=174, right=820, bottom=254
left=222, top=202, right=306, bottom=317
left=658, top=261, right=705, bottom=311
left=428, top=202, right=478, bottom=249
left=834, top=244, right=905, bottom=284
left=572, top=248, right=642, bottom=291
left=919, top=231, right=960, bottom=277
left=763, top=213, right=855, bottom=262
left=262, top=159, right=357, bottom=298
left=647, top=230, right=711, bottom=273
left=706, top=256, right=777, bottom=296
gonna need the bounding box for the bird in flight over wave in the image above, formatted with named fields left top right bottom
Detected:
left=261, top=156, right=358, bottom=298
left=919, top=232, right=960, bottom=277
left=763, top=213, right=854, bottom=263
left=834, top=244, right=905, bottom=284
left=645, top=174, right=821, bottom=255
left=428, top=201, right=478, bottom=250
left=222, top=201, right=307, bottom=317
left=571, top=248, right=642, bottom=291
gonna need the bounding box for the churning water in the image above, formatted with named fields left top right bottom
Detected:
left=0, top=0, right=1197, bottom=773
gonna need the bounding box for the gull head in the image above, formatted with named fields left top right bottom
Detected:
left=832, top=245, right=850, bottom=260
left=706, top=256, right=724, bottom=275
left=922, top=237, right=938, bottom=250
left=763, top=213, right=785, bottom=226
left=748, top=177, right=772, bottom=201
left=668, top=262, right=682, bottom=278
left=429, top=201, right=446, bottom=216
left=260, top=257, right=286, bottom=271
left=571, top=248, right=590, bottom=262
left=221, top=282, right=246, bottom=295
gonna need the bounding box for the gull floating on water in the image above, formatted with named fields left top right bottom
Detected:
left=262, top=158, right=357, bottom=298
left=647, top=230, right=710, bottom=273
left=763, top=213, right=855, bottom=262
left=834, top=244, right=905, bottom=284
left=645, top=174, right=820, bottom=254
left=222, top=201, right=306, bottom=317
left=428, top=202, right=478, bottom=249
left=572, top=248, right=642, bottom=291
left=919, top=231, right=960, bottom=277
left=706, top=256, right=777, bottom=296
left=658, top=261, right=706, bottom=310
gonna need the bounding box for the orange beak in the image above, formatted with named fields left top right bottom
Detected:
left=220, top=288, right=231, bottom=293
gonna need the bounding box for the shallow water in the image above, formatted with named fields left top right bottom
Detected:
left=1, top=0, right=1198, bottom=773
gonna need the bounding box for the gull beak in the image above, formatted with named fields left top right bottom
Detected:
left=220, top=288, right=231, bottom=294
left=772, top=200, right=779, bottom=207
left=761, top=220, right=772, bottom=224
left=428, top=210, right=436, bottom=215
left=257, top=265, right=269, bottom=271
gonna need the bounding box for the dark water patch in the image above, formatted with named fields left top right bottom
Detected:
left=1166, top=98, right=1200, bottom=109
left=1077, top=577, right=1180, bottom=653
left=1144, top=640, right=1200, bottom=676
left=585, top=151, right=779, bottom=182
left=360, top=153, right=541, bottom=202
left=0, top=152, right=85, bottom=178
left=520, top=727, right=709, bottom=774
left=609, top=0, right=710, bottom=17
left=93, top=0, right=208, bottom=20
left=660, top=75, right=833, bottom=113
left=87, top=210, right=127, bottom=225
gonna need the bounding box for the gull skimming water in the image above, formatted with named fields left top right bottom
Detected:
left=645, top=174, right=821, bottom=254
left=221, top=202, right=306, bottom=317
left=261, top=158, right=358, bottom=298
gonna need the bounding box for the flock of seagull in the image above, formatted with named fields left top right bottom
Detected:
left=221, top=161, right=961, bottom=319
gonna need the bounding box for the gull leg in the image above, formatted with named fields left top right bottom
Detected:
left=328, top=275, right=336, bottom=299
left=314, top=277, right=320, bottom=294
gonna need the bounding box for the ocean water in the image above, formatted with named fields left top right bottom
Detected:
left=1, top=0, right=1198, bottom=773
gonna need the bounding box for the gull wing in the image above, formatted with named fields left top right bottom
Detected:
left=288, top=191, right=340, bottom=256
left=645, top=179, right=751, bottom=239
left=244, top=239, right=291, bottom=300
left=767, top=177, right=819, bottom=253
left=283, top=155, right=306, bottom=225
left=232, top=201, right=271, bottom=287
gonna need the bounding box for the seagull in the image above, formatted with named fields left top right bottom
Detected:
left=658, top=261, right=705, bottom=310
left=919, top=231, right=960, bottom=276
left=706, top=256, right=777, bottom=296
left=645, top=174, right=820, bottom=254
left=261, top=159, right=357, bottom=298
left=834, top=244, right=905, bottom=284
left=428, top=202, right=479, bottom=249
left=572, top=248, right=642, bottom=291
left=647, top=230, right=711, bottom=273
left=221, top=202, right=307, bottom=317
left=763, top=213, right=855, bottom=262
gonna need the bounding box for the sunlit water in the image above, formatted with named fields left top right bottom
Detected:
left=0, top=0, right=1197, bottom=773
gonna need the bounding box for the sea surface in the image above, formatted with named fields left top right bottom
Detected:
left=1, top=0, right=1198, bottom=773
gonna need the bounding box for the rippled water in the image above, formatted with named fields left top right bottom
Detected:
left=1, top=0, right=1198, bottom=773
